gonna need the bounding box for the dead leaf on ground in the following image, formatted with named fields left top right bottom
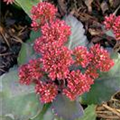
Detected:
left=84, top=0, right=93, bottom=13
left=101, top=1, right=109, bottom=14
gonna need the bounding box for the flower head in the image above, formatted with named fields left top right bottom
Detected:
left=63, top=70, right=93, bottom=100
left=19, top=64, right=32, bottom=85
left=42, top=42, right=73, bottom=80
left=90, top=44, right=114, bottom=72
left=112, top=16, right=120, bottom=40
left=28, top=59, right=43, bottom=80
left=41, top=19, right=71, bottom=45
left=85, top=66, right=99, bottom=79
left=104, top=14, right=116, bottom=30
left=73, top=46, right=90, bottom=68
left=31, top=2, right=57, bottom=31
left=19, top=59, right=43, bottom=85
left=35, top=81, right=58, bottom=103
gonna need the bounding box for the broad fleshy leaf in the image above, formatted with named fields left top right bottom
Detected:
left=0, top=116, right=13, bottom=120
left=27, top=30, right=41, bottom=43
left=81, top=52, right=120, bottom=104
left=30, top=104, right=54, bottom=120
left=51, top=94, right=84, bottom=120
left=64, top=15, right=88, bottom=49
left=78, top=105, right=97, bottom=120
left=17, top=43, right=34, bottom=65
left=15, top=0, right=40, bottom=17
left=0, top=67, right=43, bottom=120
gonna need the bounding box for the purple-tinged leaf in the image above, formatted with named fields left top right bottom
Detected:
left=51, top=94, right=84, bottom=120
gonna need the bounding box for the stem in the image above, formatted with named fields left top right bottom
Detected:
left=29, top=103, right=51, bottom=120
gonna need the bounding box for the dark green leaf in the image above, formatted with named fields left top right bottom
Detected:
left=51, top=94, right=84, bottom=120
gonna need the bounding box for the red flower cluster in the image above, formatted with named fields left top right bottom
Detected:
left=19, top=2, right=114, bottom=103
left=104, top=14, right=120, bottom=40
left=73, top=46, right=90, bottom=68
left=19, top=59, right=43, bottom=85
left=89, top=44, right=114, bottom=72
left=35, top=81, right=58, bottom=103
left=31, top=2, right=57, bottom=31
left=104, top=14, right=116, bottom=30
left=42, top=43, right=73, bottom=80
left=63, top=70, right=93, bottom=100
left=3, top=0, right=14, bottom=4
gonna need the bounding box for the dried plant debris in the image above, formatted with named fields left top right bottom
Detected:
left=0, top=2, right=30, bottom=75
left=96, top=91, right=120, bottom=120
left=46, top=0, right=120, bottom=50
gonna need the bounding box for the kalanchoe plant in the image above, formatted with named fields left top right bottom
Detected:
left=18, top=2, right=114, bottom=120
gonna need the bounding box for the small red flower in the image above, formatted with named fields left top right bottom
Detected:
left=63, top=70, right=93, bottom=100
left=85, top=66, right=99, bottom=79
left=19, top=59, right=43, bottom=85
left=73, top=46, right=90, bottom=68
left=31, top=2, right=57, bottom=31
left=28, top=59, right=43, bottom=80
left=41, top=19, right=71, bottom=45
left=104, top=14, right=116, bottom=30
left=112, top=16, right=120, bottom=40
left=19, top=64, right=32, bottom=85
left=42, top=42, right=73, bottom=80
left=35, top=81, right=58, bottom=103
left=90, top=44, right=114, bottom=72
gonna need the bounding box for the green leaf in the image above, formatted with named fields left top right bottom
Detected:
left=53, top=105, right=96, bottom=120
left=30, top=104, right=54, bottom=120
left=27, top=30, right=41, bottom=43
left=0, top=67, right=43, bottom=120
left=78, top=105, right=97, bottom=120
left=0, top=116, right=14, bottom=120
left=15, top=0, right=40, bottom=17
left=81, top=52, right=120, bottom=104
left=17, top=43, right=34, bottom=65
left=51, top=94, right=84, bottom=120
left=64, top=15, right=89, bottom=50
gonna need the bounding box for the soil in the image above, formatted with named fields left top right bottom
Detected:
left=0, top=1, right=31, bottom=75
